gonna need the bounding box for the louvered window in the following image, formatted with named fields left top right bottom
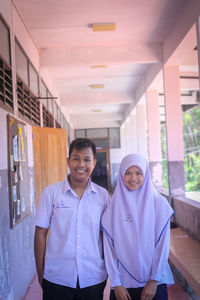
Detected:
left=17, top=76, right=40, bottom=125
left=43, top=106, right=54, bottom=127
left=41, top=79, right=54, bottom=127
left=0, top=56, right=13, bottom=110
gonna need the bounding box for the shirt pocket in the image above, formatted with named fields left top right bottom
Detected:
left=85, top=201, right=102, bottom=226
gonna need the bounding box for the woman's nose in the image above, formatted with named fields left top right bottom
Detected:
left=130, top=173, right=136, bottom=180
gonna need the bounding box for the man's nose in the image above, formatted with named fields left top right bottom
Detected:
left=78, top=159, right=85, bottom=166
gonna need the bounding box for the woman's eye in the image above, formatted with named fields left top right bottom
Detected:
left=136, top=172, right=142, bottom=176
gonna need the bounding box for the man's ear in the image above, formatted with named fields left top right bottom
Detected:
left=67, top=157, right=70, bottom=165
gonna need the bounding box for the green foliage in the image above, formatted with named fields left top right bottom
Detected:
left=183, top=105, right=200, bottom=192
left=161, top=104, right=200, bottom=192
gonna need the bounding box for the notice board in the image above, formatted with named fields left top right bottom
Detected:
left=7, top=115, right=30, bottom=228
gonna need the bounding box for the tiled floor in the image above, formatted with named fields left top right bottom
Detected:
left=23, top=274, right=191, bottom=300
left=170, top=227, right=200, bottom=297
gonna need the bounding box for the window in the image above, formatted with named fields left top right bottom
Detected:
left=41, top=79, right=54, bottom=127
left=75, top=130, right=86, bottom=138
left=0, top=16, right=13, bottom=111
left=109, top=128, right=120, bottom=148
left=15, top=40, right=40, bottom=125
left=17, top=76, right=40, bottom=125
left=15, top=41, right=28, bottom=85
left=54, top=102, right=61, bottom=128
left=0, top=16, right=11, bottom=65
left=87, top=128, right=108, bottom=139
left=0, top=56, right=13, bottom=110
left=74, top=127, right=120, bottom=149
left=29, top=63, right=39, bottom=96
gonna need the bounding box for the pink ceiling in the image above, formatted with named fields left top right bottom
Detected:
left=13, top=0, right=198, bottom=128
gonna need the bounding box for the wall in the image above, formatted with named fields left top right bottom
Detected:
left=173, top=196, right=200, bottom=243
left=161, top=191, right=200, bottom=243
left=0, top=108, right=36, bottom=300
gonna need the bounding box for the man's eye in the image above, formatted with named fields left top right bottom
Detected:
left=85, top=159, right=91, bottom=162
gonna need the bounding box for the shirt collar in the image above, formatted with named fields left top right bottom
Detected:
left=64, top=175, right=97, bottom=194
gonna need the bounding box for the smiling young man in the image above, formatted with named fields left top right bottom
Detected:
left=34, top=138, right=110, bottom=300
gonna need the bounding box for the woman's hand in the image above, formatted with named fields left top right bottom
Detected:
left=114, top=285, right=131, bottom=300
left=141, top=280, right=158, bottom=300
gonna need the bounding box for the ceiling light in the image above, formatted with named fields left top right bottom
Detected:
left=92, top=109, right=102, bottom=112
left=90, top=84, right=104, bottom=89
left=92, top=23, right=116, bottom=32
left=91, top=65, right=107, bottom=68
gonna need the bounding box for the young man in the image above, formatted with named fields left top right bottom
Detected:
left=34, top=138, right=110, bottom=300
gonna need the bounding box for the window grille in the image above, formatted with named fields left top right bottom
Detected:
left=17, top=76, right=40, bottom=125
left=55, top=120, right=61, bottom=128
left=43, top=105, right=54, bottom=127
left=0, top=56, right=13, bottom=110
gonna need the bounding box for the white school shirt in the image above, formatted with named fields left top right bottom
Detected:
left=103, top=222, right=174, bottom=288
left=35, top=177, right=110, bottom=288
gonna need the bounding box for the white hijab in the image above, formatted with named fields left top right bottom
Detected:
left=102, top=154, right=173, bottom=283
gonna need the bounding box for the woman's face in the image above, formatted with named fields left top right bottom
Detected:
left=124, top=165, right=144, bottom=191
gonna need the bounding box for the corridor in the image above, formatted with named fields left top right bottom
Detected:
left=23, top=275, right=191, bottom=300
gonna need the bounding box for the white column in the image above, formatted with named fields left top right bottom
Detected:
left=196, top=17, right=200, bottom=88
left=136, top=102, right=148, bottom=159
left=129, top=113, right=137, bottom=153
left=163, top=65, right=185, bottom=197
left=146, top=90, right=162, bottom=188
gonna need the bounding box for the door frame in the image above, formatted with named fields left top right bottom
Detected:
left=90, top=137, right=111, bottom=192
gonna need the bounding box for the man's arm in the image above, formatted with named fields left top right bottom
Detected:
left=34, top=226, right=49, bottom=287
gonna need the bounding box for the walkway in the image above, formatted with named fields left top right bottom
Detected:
left=23, top=225, right=200, bottom=300
left=23, top=273, right=191, bottom=300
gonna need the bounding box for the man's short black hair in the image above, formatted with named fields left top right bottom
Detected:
left=69, top=138, right=96, bottom=158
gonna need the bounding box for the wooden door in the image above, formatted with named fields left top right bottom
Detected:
left=32, top=127, right=68, bottom=206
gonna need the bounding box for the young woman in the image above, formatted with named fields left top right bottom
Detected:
left=102, top=154, right=174, bottom=300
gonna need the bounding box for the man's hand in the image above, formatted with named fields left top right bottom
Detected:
left=34, top=226, right=48, bottom=288
left=114, top=285, right=131, bottom=300
left=141, top=280, right=158, bottom=300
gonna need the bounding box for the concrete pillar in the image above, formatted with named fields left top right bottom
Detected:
left=124, top=119, right=130, bottom=155
left=136, top=103, right=148, bottom=159
left=120, top=124, right=126, bottom=158
left=196, top=17, right=200, bottom=88
left=129, top=113, right=137, bottom=153
left=146, top=90, right=162, bottom=188
left=163, top=65, right=185, bottom=197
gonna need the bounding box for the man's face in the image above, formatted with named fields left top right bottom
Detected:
left=67, top=147, right=96, bottom=185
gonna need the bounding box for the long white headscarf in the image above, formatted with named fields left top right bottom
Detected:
left=102, top=154, right=173, bottom=283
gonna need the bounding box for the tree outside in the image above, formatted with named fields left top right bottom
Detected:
left=161, top=104, right=200, bottom=193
